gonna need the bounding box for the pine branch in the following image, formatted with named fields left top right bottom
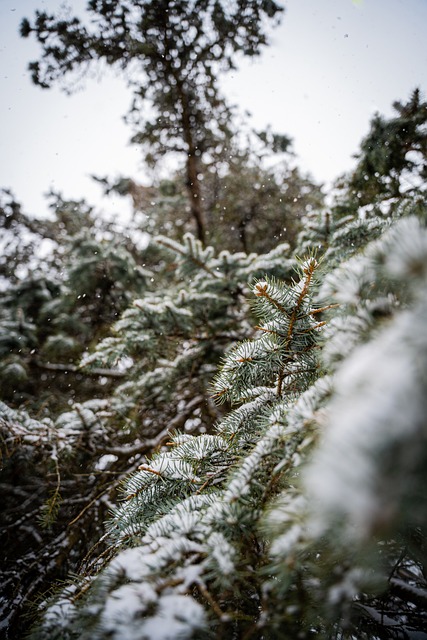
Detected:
left=33, top=359, right=127, bottom=378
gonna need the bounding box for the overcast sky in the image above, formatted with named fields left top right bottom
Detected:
left=1, top=0, right=426, bottom=219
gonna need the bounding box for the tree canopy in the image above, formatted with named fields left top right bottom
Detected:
left=345, top=88, right=427, bottom=214
left=3, top=13, right=427, bottom=635
left=20, top=0, right=284, bottom=243
left=3, top=173, right=426, bottom=639
left=95, top=137, right=323, bottom=254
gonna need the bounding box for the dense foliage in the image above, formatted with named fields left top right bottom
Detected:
left=3, top=184, right=426, bottom=639
left=336, top=88, right=427, bottom=218
left=2, top=93, right=427, bottom=635
left=0, top=184, right=296, bottom=638
left=95, top=140, right=323, bottom=254
left=2, top=3, right=427, bottom=634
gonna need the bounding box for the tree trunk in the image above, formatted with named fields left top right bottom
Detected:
left=174, top=77, right=206, bottom=244
left=186, top=152, right=206, bottom=245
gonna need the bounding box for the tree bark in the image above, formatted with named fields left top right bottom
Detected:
left=186, top=151, right=206, bottom=245
left=174, top=76, right=206, bottom=244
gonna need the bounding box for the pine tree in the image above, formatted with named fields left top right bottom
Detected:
left=25, top=255, right=328, bottom=640
left=0, top=193, right=154, bottom=636
left=0, top=191, right=149, bottom=412
left=0, top=193, right=294, bottom=638
left=24, top=202, right=427, bottom=639
left=339, top=87, right=427, bottom=217
left=3, top=87, right=427, bottom=640
left=20, top=0, right=284, bottom=243
left=80, top=231, right=295, bottom=436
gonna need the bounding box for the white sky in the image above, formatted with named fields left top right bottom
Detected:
left=1, top=0, right=426, bottom=219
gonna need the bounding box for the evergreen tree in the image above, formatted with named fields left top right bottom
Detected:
left=2, top=69, right=427, bottom=640
left=0, top=191, right=149, bottom=412
left=338, top=88, right=427, bottom=217
left=20, top=0, right=284, bottom=243
left=0, top=191, right=294, bottom=638
left=23, top=207, right=427, bottom=640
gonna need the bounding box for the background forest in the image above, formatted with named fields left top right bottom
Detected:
left=1, top=1, right=427, bottom=639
